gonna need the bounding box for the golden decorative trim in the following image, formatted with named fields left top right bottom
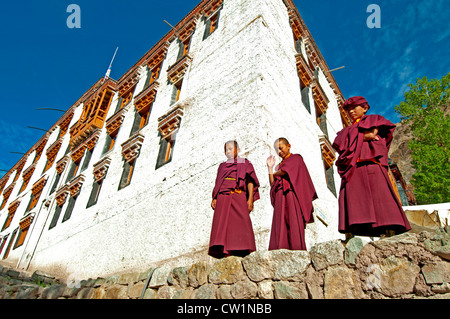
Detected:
left=121, top=133, right=145, bottom=164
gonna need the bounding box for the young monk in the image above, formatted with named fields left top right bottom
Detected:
left=332, top=96, right=411, bottom=240
left=209, top=140, right=260, bottom=258
left=266, top=138, right=317, bottom=251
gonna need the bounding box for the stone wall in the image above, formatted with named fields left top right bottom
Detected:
left=1, top=228, right=449, bottom=299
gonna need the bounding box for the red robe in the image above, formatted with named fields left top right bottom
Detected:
left=269, top=154, right=317, bottom=251
left=209, top=158, right=260, bottom=258
left=332, top=115, right=411, bottom=236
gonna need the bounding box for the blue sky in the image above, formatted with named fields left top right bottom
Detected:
left=1, top=0, right=449, bottom=176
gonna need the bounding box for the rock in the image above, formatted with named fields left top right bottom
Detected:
left=149, top=266, right=171, bottom=288
left=104, top=284, right=128, bottom=299
left=128, top=282, right=146, bottom=299
left=257, top=280, right=274, bottom=299
left=188, top=261, right=210, bottom=288
left=194, top=283, right=217, bottom=299
left=413, top=274, right=433, bottom=297
left=157, top=286, right=177, bottom=299
left=421, top=261, right=450, bottom=285
left=431, top=282, right=450, bottom=294
left=173, top=288, right=194, bottom=299
left=378, top=256, right=420, bottom=297
left=217, top=285, right=232, bottom=299
left=434, top=245, right=450, bottom=261
left=371, top=232, right=419, bottom=249
left=242, top=251, right=273, bottom=282
left=273, top=281, right=308, bottom=299
left=310, top=240, right=345, bottom=271
left=209, top=256, right=245, bottom=284
left=171, top=267, right=190, bottom=288
left=40, top=284, right=67, bottom=299
left=324, top=266, right=364, bottom=299
left=242, top=249, right=310, bottom=282
left=344, top=237, right=366, bottom=266
left=230, top=280, right=258, bottom=299
left=305, top=266, right=324, bottom=299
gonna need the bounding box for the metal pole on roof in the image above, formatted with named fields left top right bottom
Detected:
left=36, top=108, right=66, bottom=112
left=102, top=46, right=119, bottom=83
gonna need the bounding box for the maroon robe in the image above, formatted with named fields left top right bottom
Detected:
left=209, top=157, right=260, bottom=258
left=332, top=115, right=411, bottom=236
left=269, top=154, right=317, bottom=251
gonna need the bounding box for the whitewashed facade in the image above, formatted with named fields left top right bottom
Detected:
left=0, top=0, right=351, bottom=280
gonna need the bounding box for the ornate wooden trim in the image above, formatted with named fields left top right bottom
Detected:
left=336, top=94, right=351, bottom=127
left=22, top=163, right=36, bottom=182
left=105, top=108, right=127, bottom=136
left=319, top=135, right=336, bottom=169
left=55, top=185, right=70, bottom=206
left=85, top=129, right=101, bottom=151
left=158, top=106, right=184, bottom=139
left=56, top=156, right=70, bottom=174
left=176, top=17, right=198, bottom=42
left=121, top=133, right=145, bottom=164
left=145, top=41, right=170, bottom=70
left=167, top=55, right=193, bottom=84
left=19, top=213, right=35, bottom=231
left=31, top=175, right=48, bottom=196
left=68, top=174, right=85, bottom=198
left=70, top=79, right=116, bottom=148
left=295, top=53, right=313, bottom=87
left=202, top=0, right=224, bottom=17
left=71, top=143, right=87, bottom=163
left=304, top=37, right=322, bottom=70
left=288, top=8, right=306, bottom=40
left=3, top=183, right=15, bottom=200
left=118, top=68, right=142, bottom=97
left=92, top=156, right=111, bottom=183
left=46, top=138, right=63, bottom=159
left=8, top=198, right=21, bottom=215
left=58, top=110, right=75, bottom=136
left=134, top=81, right=160, bottom=115
left=311, top=81, right=329, bottom=115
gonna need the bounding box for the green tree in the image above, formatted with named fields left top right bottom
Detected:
left=394, top=73, right=449, bottom=204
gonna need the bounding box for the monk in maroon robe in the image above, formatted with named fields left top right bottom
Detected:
left=332, top=96, right=411, bottom=238
left=267, top=138, right=317, bottom=250
left=209, top=141, right=260, bottom=258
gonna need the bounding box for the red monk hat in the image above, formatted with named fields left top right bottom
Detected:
left=343, top=96, right=370, bottom=110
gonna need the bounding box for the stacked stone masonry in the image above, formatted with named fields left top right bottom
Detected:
left=1, top=228, right=449, bottom=299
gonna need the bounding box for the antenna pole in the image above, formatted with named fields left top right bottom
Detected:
left=103, top=46, right=119, bottom=82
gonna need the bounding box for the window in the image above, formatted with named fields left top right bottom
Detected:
left=25, top=176, right=47, bottom=213
left=118, top=160, right=134, bottom=190
left=156, top=135, right=176, bottom=169
left=49, top=205, right=63, bottom=229
left=203, top=6, right=222, bottom=40
left=65, top=160, right=81, bottom=183
left=319, top=137, right=337, bottom=197
left=2, top=229, right=17, bottom=260
left=62, top=196, right=77, bottom=223
left=2, top=199, right=20, bottom=231
left=2, top=212, right=15, bottom=231
left=171, top=80, right=183, bottom=106
left=0, top=235, right=8, bottom=257
left=102, top=132, right=118, bottom=156
left=50, top=173, right=61, bottom=195
left=14, top=215, right=33, bottom=249
left=87, top=180, right=103, bottom=208
left=156, top=107, right=183, bottom=169
left=80, top=148, right=93, bottom=172
left=19, top=165, right=36, bottom=194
